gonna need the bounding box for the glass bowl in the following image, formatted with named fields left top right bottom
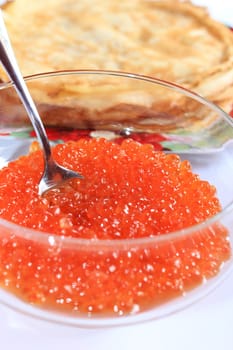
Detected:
left=0, top=70, right=233, bottom=328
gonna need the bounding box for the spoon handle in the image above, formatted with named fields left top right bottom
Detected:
left=0, top=10, right=52, bottom=160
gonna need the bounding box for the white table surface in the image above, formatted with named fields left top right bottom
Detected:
left=1, top=1, right=233, bottom=349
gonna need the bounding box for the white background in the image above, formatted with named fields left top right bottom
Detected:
left=1, top=1, right=233, bottom=349
left=193, top=0, right=233, bottom=26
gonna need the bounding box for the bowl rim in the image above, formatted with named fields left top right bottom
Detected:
left=0, top=68, right=233, bottom=249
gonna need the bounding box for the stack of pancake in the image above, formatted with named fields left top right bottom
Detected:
left=1, top=0, right=233, bottom=130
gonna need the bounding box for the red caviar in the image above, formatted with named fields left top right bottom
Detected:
left=0, top=138, right=230, bottom=316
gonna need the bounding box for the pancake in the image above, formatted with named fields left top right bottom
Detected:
left=0, top=0, right=233, bottom=133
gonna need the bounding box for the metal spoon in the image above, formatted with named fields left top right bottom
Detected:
left=0, top=11, right=83, bottom=195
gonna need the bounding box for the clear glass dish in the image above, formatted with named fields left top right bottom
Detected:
left=0, top=70, right=233, bottom=328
